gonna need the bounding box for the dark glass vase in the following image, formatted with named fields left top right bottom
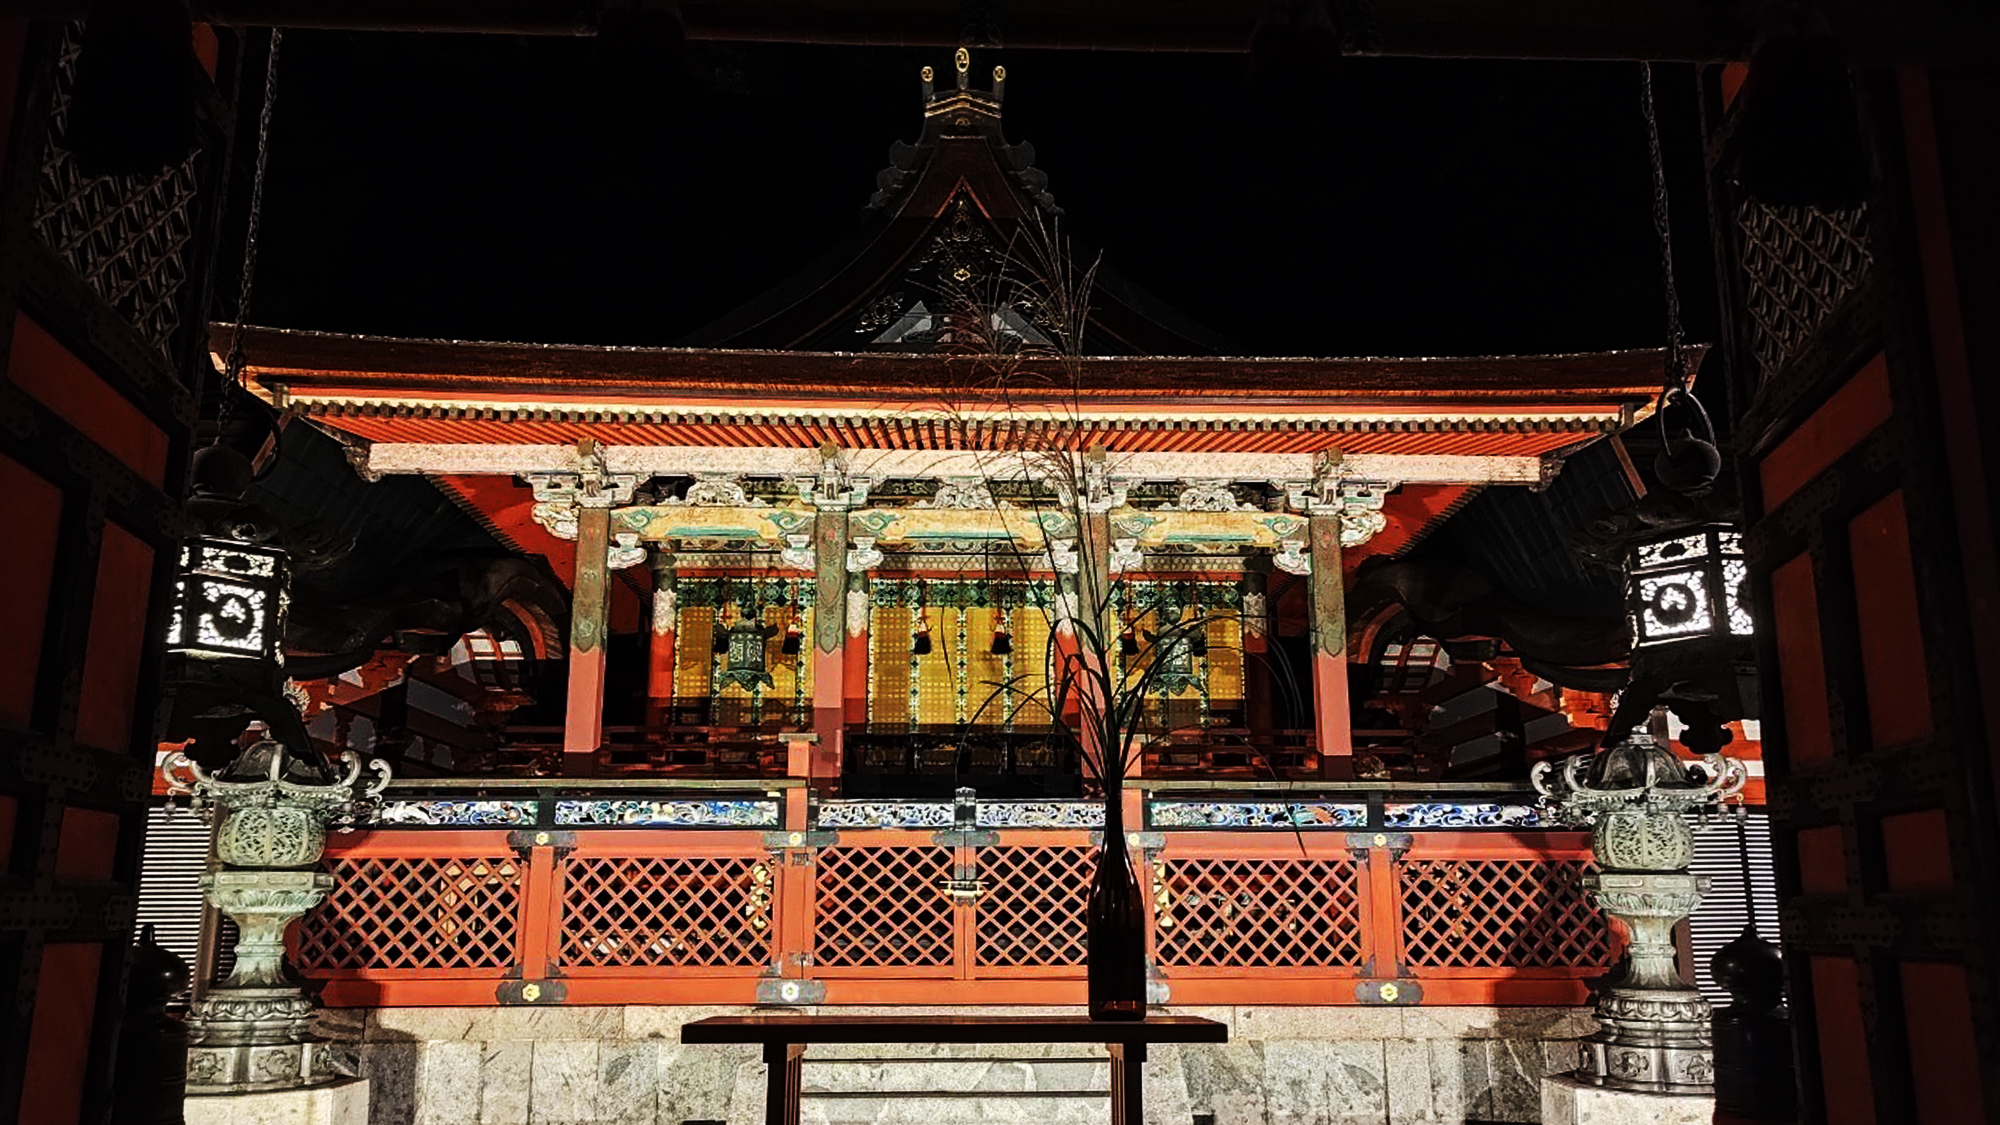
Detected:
left=1087, top=810, right=1148, bottom=1021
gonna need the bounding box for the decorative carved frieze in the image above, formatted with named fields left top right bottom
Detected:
left=1303, top=478, right=1396, bottom=548
left=522, top=442, right=643, bottom=509
left=607, top=532, right=647, bottom=570
left=780, top=533, right=815, bottom=571
left=1048, top=538, right=1080, bottom=574
left=1169, top=479, right=1253, bottom=512
left=1108, top=537, right=1144, bottom=573
left=673, top=473, right=760, bottom=507
left=794, top=446, right=873, bottom=508
left=846, top=589, right=871, bottom=636
left=846, top=535, right=885, bottom=572
left=1273, top=539, right=1311, bottom=576
left=530, top=500, right=578, bottom=540
left=922, top=477, right=999, bottom=509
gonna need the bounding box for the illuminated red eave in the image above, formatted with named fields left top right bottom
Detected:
left=216, top=325, right=1685, bottom=407
left=310, top=415, right=1600, bottom=456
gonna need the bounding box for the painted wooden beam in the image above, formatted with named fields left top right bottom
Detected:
left=360, top=444, right=1560, bottom=486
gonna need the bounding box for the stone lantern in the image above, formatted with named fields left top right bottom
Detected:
left=1533, top=730, right=1746, bottom=1099
left=162, top=739, right=390, bottom=1095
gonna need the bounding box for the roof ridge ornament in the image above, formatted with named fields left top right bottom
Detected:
left=922, top=47, right=1005, bottom=122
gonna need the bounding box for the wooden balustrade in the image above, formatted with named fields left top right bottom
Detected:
left=294, top=786, right=1613, bottom=1009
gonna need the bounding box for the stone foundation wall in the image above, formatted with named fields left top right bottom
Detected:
left=313, top=1004, right=1595, bottom=1125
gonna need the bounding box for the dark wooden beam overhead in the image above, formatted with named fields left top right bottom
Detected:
left=10, top=0, right=1999, bottom=61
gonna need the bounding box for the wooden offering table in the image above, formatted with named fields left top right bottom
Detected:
left=681, top=1014, right=1229, bottom=1125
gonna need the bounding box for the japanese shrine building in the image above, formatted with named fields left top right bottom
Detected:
left=2, top=13, right=1997, bottom=1125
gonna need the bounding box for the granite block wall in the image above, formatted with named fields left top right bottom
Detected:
left=310, top=1004, right=1595, bottom=1125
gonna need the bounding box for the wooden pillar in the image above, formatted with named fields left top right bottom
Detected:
left=843, top=573, right=870, bottom=727
left=810, top=508, right=849, bottom=785
left=1241, top=566, right=1274, bottom=739
left=563, top=504, right=611, bottom=767
left=1307, top=512, right=1352, bottom=776
left=646, top=547, right=676, bottom=736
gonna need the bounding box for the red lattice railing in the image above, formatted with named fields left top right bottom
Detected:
left=975, top=845, right=1093, bottom=968
left=1154, top=855, right=1364, bottom=969
left=298, top=854, right=521, bottom=971
left=560, top=855, right=773, bottom=969
left=812, top=842, right=955, bottom=969
left=1397, top=857, right=1611, bottom=968
left=295, top=821, right=1611, bottom=1007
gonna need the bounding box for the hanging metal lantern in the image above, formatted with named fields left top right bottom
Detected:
left=163, top=444, right=318, bottom=761
left=718, top=617, right=776, bottom=691
left=167, top=538, right=290, bottom=669
left=1629, top=524, right=1752, bottom=649
left=1614, top=523, right=1759, bottom=756
left=1144, top=630, right=1199, bottom=697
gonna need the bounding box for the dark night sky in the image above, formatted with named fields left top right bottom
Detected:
left=239, top=32, right=1719, bottom=360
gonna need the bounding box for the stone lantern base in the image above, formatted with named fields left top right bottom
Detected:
left=184, top=1076, right=369, bottom=1125
left=184, top=1019, right=351, bottom=1095
left=1542, top=1074, right=1714, bottom=1125
left=186, top=869, right=345, bottom=1094
left=1572, top=984, right=1716, bottom=1093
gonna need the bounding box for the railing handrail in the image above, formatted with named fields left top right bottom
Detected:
left=380, top=776, right=807, bottom=793
left=1133, top=778, right=1532, bottom=796
left=374, top=777, right=1530, bottom=797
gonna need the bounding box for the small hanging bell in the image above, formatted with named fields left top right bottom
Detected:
left=781, top=621, right=803, bottom=656
left=990, top=626, right=1012, bottom=656
left=1118, top=628, right=1140, bottom=658
left=912, top=619, right=933, bottom=656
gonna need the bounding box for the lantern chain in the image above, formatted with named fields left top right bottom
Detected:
left=217, top=28, right=284, bottom=439
left=1640, top=61, right=1686, bottom=388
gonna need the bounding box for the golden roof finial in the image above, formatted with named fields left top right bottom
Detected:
left=954, top=46, right=970, bottom=90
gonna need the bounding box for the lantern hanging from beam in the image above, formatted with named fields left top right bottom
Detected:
left=1612, top=522, right=1758, bottom=757
left=166, top=538, right=290, bottom=669
left=1628, top=524, right=1752, bottom=649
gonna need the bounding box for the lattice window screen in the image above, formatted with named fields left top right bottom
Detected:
left=1204, top=612, right=1245, bottom=705
left=298, top=856, right=522, bottom=971
left=1005, top=607, right=1052, bottom=729
left=675, top=607, right=716, bottom=703
left=1687, top=810, right=1780, bottom=1003
left=913, top=608, right=958, bottom=725
left=32, top=23, right=203, bottom=358
left=560, top=855, right=773, bottom=969
left=1735, top=199, right=1872, bottom=385
left=975, top=845, right=1092, bottom=967
left=869, top=606, right=912, bottom=726
left=961, top=606, right=1007, bottom=726
left=1397, top=858, right=1612, bottom=968
left=1155, top=855, right=1364, bottom=968
left=812, top=845, right=954, bottom=967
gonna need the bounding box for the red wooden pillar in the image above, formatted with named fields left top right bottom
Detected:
left=563, top=504, right=610, bottom=768
left=1241, top=567, right=1274, bottom=738
left=810, top=508, right=849, bottom=785
left=1307, top=513, right=1353, bottom=777
left=843, top=574, right=869, bottom=727
left=645, top=547, right=675, bottom=737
